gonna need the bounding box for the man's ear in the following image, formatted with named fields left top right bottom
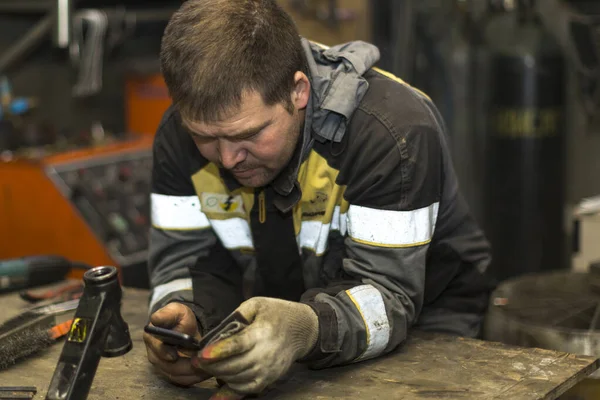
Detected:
left=292, top=71, right=310, bottom=110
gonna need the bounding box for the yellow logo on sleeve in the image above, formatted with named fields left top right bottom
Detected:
left=201, top=193, right=246, bottom=219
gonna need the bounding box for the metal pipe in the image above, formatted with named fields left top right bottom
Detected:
left=0, top=14, right=53, bottom=75
left=54, top=0, right=72, bottom=48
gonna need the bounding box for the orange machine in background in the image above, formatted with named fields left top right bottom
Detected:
left=0, top=135, right=153, bottom=286
left=125, top=67, right=171, bottom=136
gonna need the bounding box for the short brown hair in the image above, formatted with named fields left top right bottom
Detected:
left=160, top=0, right=306, bottom=123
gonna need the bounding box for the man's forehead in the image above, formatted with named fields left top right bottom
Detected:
left=182, top=91, right=277, bottom=136
left=183, top=112, right=271, bottom=137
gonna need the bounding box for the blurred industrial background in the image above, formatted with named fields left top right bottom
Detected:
left=1, top=0, right=600, bottom=397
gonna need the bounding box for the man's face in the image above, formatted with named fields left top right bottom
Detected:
left=184, top=89, right=306, bottom=188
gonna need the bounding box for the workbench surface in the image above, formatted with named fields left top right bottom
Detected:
left=0, top=287, right=598, bottom=399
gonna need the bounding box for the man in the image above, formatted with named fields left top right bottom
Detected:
left=143, top=0, right=493, bottom=398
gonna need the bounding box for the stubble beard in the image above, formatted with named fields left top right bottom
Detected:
left=235, top=167, right=276, bottom=188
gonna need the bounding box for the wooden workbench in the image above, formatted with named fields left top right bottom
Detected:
left=0, top=288, right=598, bottom=399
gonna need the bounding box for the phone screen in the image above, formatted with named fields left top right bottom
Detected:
left=144, top=311, right=249, bottom=351
left=144, top=325, right=202, bottom=350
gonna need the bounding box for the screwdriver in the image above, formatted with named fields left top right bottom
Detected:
left=0, top=255, right=89, bottom=294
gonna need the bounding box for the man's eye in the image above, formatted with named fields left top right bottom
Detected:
left=236, top=130, right=261, bottom=141
left=193, top=135, right=214, bottom=144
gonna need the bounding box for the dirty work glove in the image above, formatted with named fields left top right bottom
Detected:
left=191, top=297, right=319, bottom=396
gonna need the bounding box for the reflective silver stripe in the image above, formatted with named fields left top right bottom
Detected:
left=211, top=218, right=254, bottom=249
left=298, top=206, right=347, bottom=254
left=149, top=278, right=193, bottom=310
left=297, top=221, right=330, bottom=254
left=347, top=203, right=439, bottom=247
left=151, top=194, right=210, bottom=230
left=346, top=284, right=390, bottom=361
left=329, top=205, right=348, bottom=235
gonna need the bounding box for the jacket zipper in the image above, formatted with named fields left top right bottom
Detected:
left=258, top=190, right=266, bottom=224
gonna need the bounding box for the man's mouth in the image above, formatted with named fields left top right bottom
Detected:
left=232, top=167, right=257, bottom=178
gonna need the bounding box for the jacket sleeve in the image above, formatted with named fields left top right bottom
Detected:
left=148, top=111, right=243, bottom=332
left=300, top=108, right=444, bottom=368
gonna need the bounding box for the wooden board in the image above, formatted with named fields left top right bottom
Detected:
left=0, top=288, right=597, bottom=400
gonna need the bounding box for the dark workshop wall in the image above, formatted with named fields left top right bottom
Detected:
left=276, top=0, right=371, bottom=46
left=0, top=2, right=173, bottom=135
left=1, top=0, right=599, bottom=205
left=0, top=0, right=368, bottom=135
left=540, top=0, right=600, bottom=204
left=0, top=21, right=125, bottom=134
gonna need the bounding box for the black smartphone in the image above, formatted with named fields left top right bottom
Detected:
left=144, top=311, right=249, bottom=351
left=144, top=325, right=203, bottom=350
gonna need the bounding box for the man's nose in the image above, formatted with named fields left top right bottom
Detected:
left=218, top=140, right=245, bottom=169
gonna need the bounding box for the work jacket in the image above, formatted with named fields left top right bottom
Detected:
left=148, top=39, right=493, bottom=368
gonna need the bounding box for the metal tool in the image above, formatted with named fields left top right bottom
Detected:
left=0, top=316, right=73, bottom=371
left=70, top=9, right=108, bottom=97
left=20, top=281, right=83, bottom=304
left=0, top=298, right=79, bottom=336
left=0, top=387, right=37, bottom=400
left=0, top=255, right=88, bottom=294
left=45, top=266, right=132, bottom=400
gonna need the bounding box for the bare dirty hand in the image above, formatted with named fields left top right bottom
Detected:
left=144, top=302, right=211, bottom=386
